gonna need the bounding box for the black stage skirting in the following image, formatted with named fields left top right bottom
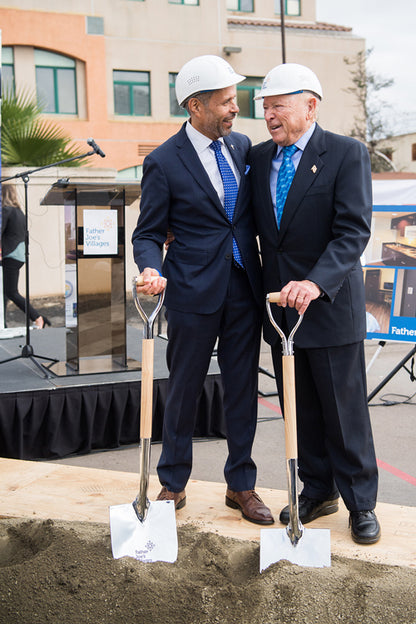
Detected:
left=0, top=327, right=225, bottom=460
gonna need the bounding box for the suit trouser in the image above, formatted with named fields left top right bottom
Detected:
left=2, top=258, right=41, bottom=324
left=271, top=339, right=378, bottom=511
left=157, top=266, right=262, bottom=493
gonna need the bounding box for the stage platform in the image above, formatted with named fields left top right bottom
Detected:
left=0, top=326, right=225, bottom=460
left=1, top=457, right=415, bottom=569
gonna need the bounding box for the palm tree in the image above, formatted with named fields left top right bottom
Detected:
left=1, top=89, right=89, bottom=167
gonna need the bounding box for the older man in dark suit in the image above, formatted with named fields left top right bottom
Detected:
left=249, top=63, right=380, bottom=544
left=132, top=55, right=273, bottom=525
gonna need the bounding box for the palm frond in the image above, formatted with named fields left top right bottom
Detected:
left=1, top=88, right=90, bottom=167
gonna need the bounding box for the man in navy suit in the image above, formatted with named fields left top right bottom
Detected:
left=132, top=55, right=273, bottom=525
left=249, top=63, right=380, bottom=543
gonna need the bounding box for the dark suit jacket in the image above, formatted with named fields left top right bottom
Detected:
left=249, top=124, right=372, bottom=348
left=1, top=204, right=25, bottom=258
left=132, top=122, right=263, bottom=314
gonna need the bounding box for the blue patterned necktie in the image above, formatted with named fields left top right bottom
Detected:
left=210, top=140, right=244, bottom=267
left=275, top=144, right=298, bottom=228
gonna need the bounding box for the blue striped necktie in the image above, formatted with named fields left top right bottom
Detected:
left=275, top=144, right=298, bottom=227
left=210, top=140, right=244, bottom=268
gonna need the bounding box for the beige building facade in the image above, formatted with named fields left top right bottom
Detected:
left=0, top=0, right=366, bottom=297
left=378, top=133, right=416, bottom=174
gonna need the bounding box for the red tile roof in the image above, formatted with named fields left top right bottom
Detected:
left=227, top=17, right=352, bottom=33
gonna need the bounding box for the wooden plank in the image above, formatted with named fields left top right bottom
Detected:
left=0, top=458, right=414, bottom=568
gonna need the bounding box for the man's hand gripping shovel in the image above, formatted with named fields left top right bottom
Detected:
left=260, top=292, right=331, bottom=572
left=110, top=276, right=178, bottom=563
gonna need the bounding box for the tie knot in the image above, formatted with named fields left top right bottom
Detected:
left=210, top=140, right=222, bottom=153
left=283, top=145, right=298, bottom=158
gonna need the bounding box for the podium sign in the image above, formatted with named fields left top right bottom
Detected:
left=42, top=181, right=140, bottom=374
left=83, top=209, right=118, bottom=255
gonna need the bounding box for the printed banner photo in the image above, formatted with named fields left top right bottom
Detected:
left=363, top=179, right=416, bottom=343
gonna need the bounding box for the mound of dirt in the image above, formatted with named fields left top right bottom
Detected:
left=0, top=518, right=415, bottom=624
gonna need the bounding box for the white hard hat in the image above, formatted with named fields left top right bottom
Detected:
left=254, top=63, right=323, bottom=100
left=175, top=55, right=246, bottom=107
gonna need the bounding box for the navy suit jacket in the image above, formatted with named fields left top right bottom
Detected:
left=249, top=124, right=372, bottom=348
left=132, top=122, right=263, bottom=314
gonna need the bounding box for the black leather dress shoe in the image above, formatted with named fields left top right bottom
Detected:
left=349, top=510, right=381, bottom=544
left=279, top=494, right=339, bottom=525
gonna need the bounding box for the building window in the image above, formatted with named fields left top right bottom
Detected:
left=35, top=50, right=77, bottom=114
left=227, top=0, right=254, bottom=11
left=169, top=0, right=199, bottom=5
left=169, top=73, right=187, bottom=117
left=117, top=165, right=143, bottom=181
left=237, top=77, right=263, bottom=119
left=113, top=70, right=151, bottom=116
left=275, top=0, right=301, bottom=16
left=1, top=46, right=15, bottom=95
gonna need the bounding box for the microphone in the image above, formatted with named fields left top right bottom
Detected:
left=87, top=138, right=106, bottom=158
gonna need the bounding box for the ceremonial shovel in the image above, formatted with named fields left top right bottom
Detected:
left=110, top=276, right=178, bottom=563
left=260, top=292, right=331, bottom=572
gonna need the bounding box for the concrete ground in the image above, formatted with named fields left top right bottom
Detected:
left=50, top=336, right=416, bottom=509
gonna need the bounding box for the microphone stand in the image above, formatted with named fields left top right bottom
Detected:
left=0, top=142, right=104, bottom=378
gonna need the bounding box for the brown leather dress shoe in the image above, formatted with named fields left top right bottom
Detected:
left=225, top=489, right=274, bottom=525
left=156, top=486, right=186, bottom=510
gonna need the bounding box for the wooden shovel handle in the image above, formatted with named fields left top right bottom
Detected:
left=140, top=338, right=154, bottom=439
left=283, top=354, right=298, bottom=460
left=268, top=292, right=281, bottom=304
left=135, top=274, right=160, bottom=287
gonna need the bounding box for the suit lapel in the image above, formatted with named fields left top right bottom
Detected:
left=175, top=124, right=225, bottom=215
left=258, top=141, right=280, bottom=238
left=278, top=125, right=326, bottom=238
left=224, top=135, right=246, bottom=220
left=224, top=135, right=245, bottom=178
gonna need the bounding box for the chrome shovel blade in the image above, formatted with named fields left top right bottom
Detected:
left=110, top=499, right=178, bottom=563
left=260, top=527, right=331, bottom=572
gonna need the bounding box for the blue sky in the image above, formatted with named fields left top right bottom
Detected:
left=316, top=0, right=416, bottom=135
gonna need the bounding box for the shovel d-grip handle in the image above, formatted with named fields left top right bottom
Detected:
left=132, top=276, right=165, bottom=521
left=266, top=292, right=303, bottom=357
left=132, top=275, right=165, bottom=340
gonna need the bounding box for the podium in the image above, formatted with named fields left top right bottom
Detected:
left=41, top=181, right=141, bottom=375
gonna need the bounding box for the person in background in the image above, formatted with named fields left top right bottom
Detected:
left=132, top=55, right=273, bottom=525
left=1, top=183, right=50, bottom=329
left=249, top=63, right=380, bottom=544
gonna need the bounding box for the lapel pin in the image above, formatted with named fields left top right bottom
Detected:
left=311, top=165, right=317, bottom=174
left=231, top=144, right=235, bottom=150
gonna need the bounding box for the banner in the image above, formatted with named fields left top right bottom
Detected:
left=363, top=180, right=416, bottom=343
left=0, top=32, right=4, bottom=329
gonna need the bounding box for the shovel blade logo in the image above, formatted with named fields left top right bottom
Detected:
left=134, top=539, right=157, bottom=561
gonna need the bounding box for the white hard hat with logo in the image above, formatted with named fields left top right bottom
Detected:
left=254, top=63, right=323, bottom=100
left=175, top=55, right=246, bottom=107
